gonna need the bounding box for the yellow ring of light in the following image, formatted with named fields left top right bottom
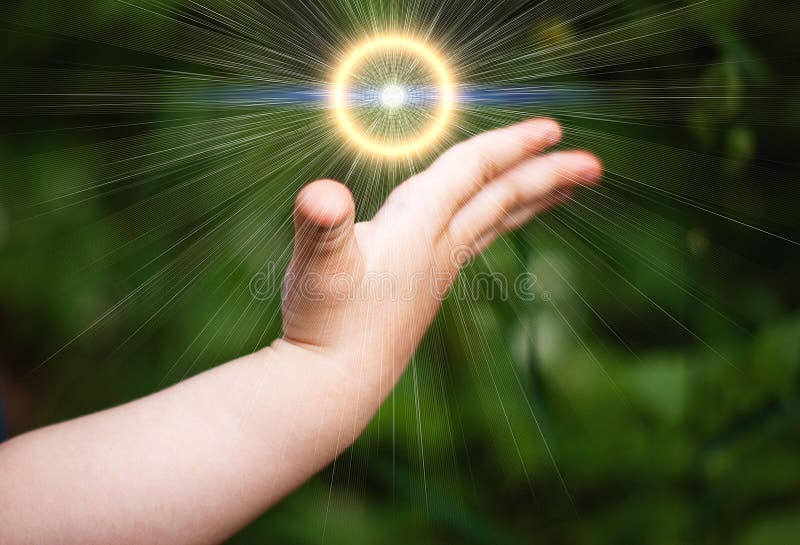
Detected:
left=332, top=36, right=454, bottom=157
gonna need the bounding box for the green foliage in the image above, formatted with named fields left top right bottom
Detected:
left=1, top=1, right=799, bottom=543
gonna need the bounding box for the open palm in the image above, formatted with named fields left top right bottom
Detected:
left=281, top=118, right=601, bottom=381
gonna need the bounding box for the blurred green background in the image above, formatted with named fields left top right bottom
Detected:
left=1, top=1, right=800, bottom=543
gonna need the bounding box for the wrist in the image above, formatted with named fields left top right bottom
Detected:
left=269, top=337, right=398, bottom=424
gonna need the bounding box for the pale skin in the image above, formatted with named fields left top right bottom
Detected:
left=0, top=118, right=600, bottom=545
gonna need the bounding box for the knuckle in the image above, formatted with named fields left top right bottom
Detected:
left=493, top=176, right=520, bottom=205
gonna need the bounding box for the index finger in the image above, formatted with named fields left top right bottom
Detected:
left=415, top=118, right=562, bottom=224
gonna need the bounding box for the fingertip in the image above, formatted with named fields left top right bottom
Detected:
left=572, top=152, right=603, bottom=184
left=520, top=117, right=562, bottom=149
left=295, top=179, right=355, bottom=228
left=547, top=151, right=602, bottom=184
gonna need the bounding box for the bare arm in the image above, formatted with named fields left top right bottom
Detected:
left=0, top=119, right=600, bottom=545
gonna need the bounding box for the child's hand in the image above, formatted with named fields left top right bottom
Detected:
left=0, top=118, right=601, bottom=545
left=281, top=118, right=601, bottom=386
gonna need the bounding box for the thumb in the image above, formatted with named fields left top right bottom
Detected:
left=291, top=179, right=358, bottom=275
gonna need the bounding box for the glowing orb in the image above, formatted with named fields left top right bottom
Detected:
left=332, top=35, right=454, bottom=157
left=380, top=84, right=407, bottom=109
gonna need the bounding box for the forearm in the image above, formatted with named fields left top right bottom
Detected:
left=0, top=339, right=393, bottom=545
left=0, top=117, right=599, bottom=544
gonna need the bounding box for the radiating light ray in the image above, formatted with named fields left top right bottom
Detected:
left=2, top=0, right=799, bottom=536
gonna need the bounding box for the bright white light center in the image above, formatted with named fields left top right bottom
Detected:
left=380, top=85, right=407, bottom=109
